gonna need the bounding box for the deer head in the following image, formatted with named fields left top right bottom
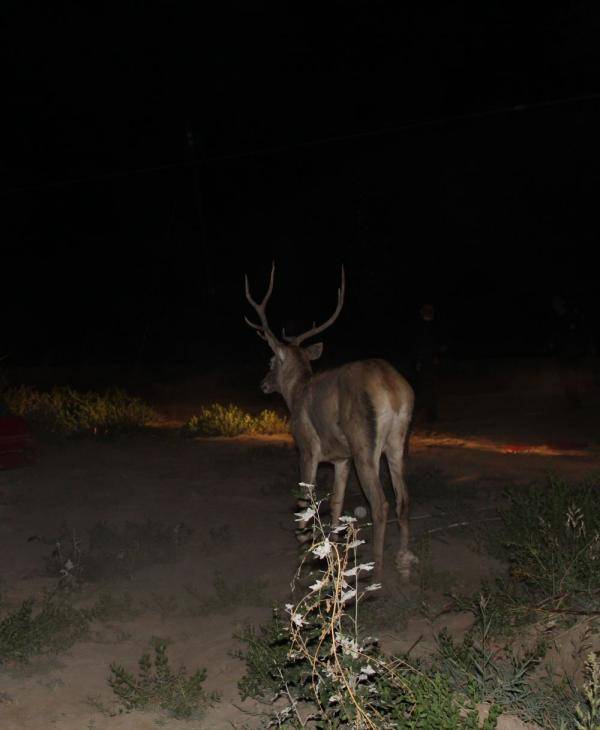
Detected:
left=244, top=264, right=345, bottom=400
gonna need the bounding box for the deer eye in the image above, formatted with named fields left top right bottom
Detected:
left=269, top=357, right=276, bottom=370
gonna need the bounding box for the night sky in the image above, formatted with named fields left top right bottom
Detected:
left=4, top=3, right=600, bottom=368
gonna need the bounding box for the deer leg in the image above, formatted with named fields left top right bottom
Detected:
left=386, top=437, right=418, bottom=581
left=330, top=459, right=351, bottom=526
left=354, top=457, right=389, bottom=583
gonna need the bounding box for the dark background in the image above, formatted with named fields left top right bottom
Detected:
left=4, top=2, right=600, bottom=370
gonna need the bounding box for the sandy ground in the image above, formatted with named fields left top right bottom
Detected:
left=1, top=374, right=600, bottom=728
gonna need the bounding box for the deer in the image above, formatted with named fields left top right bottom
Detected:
left=244, top=263, right=417, bottom=582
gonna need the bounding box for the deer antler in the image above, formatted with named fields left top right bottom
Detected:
left=285, top=266, right=345, bottom=346
left=244, top=262, right=281, bottom=351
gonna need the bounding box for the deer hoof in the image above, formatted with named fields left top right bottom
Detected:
left=395, top=550, right=418, bottom=580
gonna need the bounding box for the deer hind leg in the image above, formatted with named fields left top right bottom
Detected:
left=353, top=453, right=389, bottom=583
left=330, top=459, right=351, bottom=526
left=385, top=424, right=418, bottom=581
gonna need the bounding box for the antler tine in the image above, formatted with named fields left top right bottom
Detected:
left=245, top=261, right=275, bottom=309
left=287, top=265, right=346, bottom=345
left=244, top=316, right=268, bottom=340
left=244, top=262, right=280, bottom=348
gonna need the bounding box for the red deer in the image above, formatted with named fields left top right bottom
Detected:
left=245, top=264, right=416, bottom=581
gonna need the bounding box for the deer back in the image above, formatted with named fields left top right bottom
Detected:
left=292, top=359, right=413, bottom=462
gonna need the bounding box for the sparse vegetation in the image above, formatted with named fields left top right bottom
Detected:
left=485, top=475, right=600, bottom=620
left=447, top=475, right=600, bottom=728
left=0, top=590, right=144, bottom=666
left=236, top=486, right=503, bottom=728
left=91, top=592, right=141, bottom=623
left=2, top=385, right=157, bottom=436
left=108, top=639, right=218, bottom=719
left=236, top=480, right=600, bottom=729
left=183, top=403, right=288, bottom=437
left=184, top=570, right=270, bottom=615
left=45, top=520, right=193, bottom=586
left=0, top=594, right=90, bottom=664
left=575, top=652, right=600, bottom=730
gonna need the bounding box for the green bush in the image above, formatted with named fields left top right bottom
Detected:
left=0, top=594, right=90, bottom=664
left=490, top=475, right=600, bottom=612
left=251, top=408, right=289, bottom=434
left=183, top=403, right=288, bottom=437
left=3, top=385, right=157, bottom=436
left=108, top=639, right=218, bottom=719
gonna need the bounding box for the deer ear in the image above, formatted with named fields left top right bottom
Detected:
left=304, top=342, right=323, bottom=361
left=275, top=344, right=286, bottom=362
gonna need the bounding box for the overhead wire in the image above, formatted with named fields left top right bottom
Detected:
left=3, top=89, right=600, bottom=196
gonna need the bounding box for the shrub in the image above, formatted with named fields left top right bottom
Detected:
left=184, top=404, right=253, bottom=436
left=236, top=486, right=501, bottom=728
left=108, top=639, right=218, bottom=719
left=236, top=477, right=600, bottom=728
left=0, top=590, right=147, bottom=665
left=252, top=409, right=289, bottom=435
left=3, top=385, right=157, bottom=436
left=490, top=475, right=600, bottom=613
left=0, top=594, right=90, bottom=664
left=183, top=403, right=288, bottom=437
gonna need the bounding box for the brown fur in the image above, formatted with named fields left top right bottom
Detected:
left=245, top=266, right=416, bottom=581
left=268, top=349, right=415, bottom=581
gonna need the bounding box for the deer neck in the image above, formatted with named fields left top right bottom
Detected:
left=280, top=366, right=312, bottom=413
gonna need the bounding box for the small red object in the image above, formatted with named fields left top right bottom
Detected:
left=0, top=416, right=36, bottom=469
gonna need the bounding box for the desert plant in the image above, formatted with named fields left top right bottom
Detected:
left=252, top=408, right=289, bottom=434
left=183, top=403, right=288, bottom=437
left=3, top=385, right=157, bottom=436
left=489, top=475, right=600, bottom=614
left=108, top=639, right=218, bottom=719
left=574, top=652, right=600, bottom=730
left=236, top=484, right=501, bottom=728
left=0, top=593, right=90, bottom=663
left=434, top=594, right=548, bottom=720
left=0, top=589, right=144, bottom=665
left=184, top=404, right=253, bottom=437
left=45, top=520, right=193, bottom=584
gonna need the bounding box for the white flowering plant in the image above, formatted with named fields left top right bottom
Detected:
left=237, top=484, right=496, bottom=728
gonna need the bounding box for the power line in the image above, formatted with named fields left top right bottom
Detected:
left=3, top=90, right=600, bottom=196
left=214, top=90, right=600, bottom=162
